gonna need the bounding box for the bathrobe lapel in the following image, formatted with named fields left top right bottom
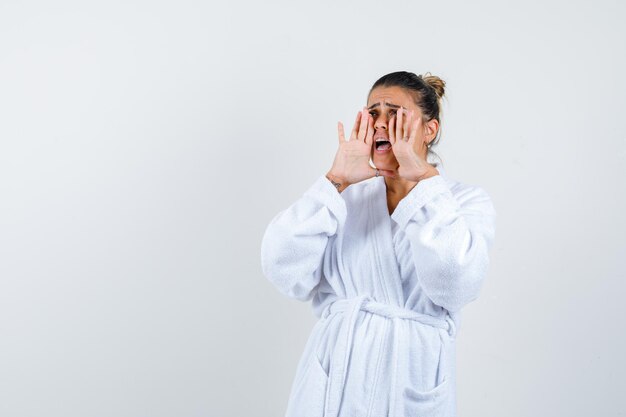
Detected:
left=367, top=177, right=404, bottom=306
left=367, top=160, right=447, bottom=307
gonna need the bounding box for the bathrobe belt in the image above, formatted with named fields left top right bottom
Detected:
left=320, top=295, right=456, bottom=417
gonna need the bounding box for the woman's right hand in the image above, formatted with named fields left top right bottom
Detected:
left=327, top=107, right=395, bottom=188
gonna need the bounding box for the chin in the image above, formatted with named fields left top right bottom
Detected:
left=372, top=154, right=398, bottom=171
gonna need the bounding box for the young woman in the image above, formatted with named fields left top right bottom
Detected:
left=261, top=71, right=497, bottom=417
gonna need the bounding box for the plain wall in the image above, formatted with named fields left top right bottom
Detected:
left=1, top=0, right=624, bottom=416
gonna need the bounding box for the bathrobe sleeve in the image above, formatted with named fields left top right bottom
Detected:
left=390, top=174, right=497, bottom=312
left=261, top=175, right=347, bottom=301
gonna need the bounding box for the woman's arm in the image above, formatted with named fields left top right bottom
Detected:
left=260, top=175, right=347, bottom=301
left=261, top=108, right=386, bottom=301
left=391, top=175, right=497, bottom=312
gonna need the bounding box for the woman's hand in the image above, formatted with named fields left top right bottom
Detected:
left=327, top=108, right=395, bottom=188
left=388, top=108, right=438, bottom=182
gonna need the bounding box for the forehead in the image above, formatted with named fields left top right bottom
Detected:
left=367, top=86, right=415, bottom=107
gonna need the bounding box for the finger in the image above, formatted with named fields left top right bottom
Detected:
left=396, top=107, right=404, bottom=142
left=408, top=116, right=420, bottom=145
left=389, top=115, right=396, bottom=145
left=378, top=169, right=397, bottom=178
left=403, top=109, right=411, bottom=140
left=338, top=121, right=346, bottom=144
left=350, top=111, right=361, bottom=140
left=365, top=113, right=374, bottom=146
left=357, top=108, right=368, bottom=141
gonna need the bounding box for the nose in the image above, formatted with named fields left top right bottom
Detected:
left=374, top=113, right=388, bottom=130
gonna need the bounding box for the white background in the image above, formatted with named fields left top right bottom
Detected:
left=1, top=1, right=624, bottom=416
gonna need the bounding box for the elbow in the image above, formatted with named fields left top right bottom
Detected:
left=262, top=261, right=320, bottom=302
left=423, top=252, right=490, bottom=312
left=430, top=274, right=484, bottom=313
left=260, top=236, right=321, bottom=302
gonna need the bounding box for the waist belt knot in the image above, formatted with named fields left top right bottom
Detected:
left=320, top=295, right=455, bottom=417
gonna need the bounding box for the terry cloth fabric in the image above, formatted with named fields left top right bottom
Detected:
left=261, top=159, right=496, bottom=417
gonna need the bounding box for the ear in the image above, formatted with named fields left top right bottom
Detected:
left=425, top=118, right=439, bottom=141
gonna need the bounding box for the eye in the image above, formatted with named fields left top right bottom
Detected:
left=389, top=109, right=397, bottom=116
left=368, top=111, right=378, bottom=117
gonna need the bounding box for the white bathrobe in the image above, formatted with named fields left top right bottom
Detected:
left=261, top=159, right=496, bottom=417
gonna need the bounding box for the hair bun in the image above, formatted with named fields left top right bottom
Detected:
left=420, top=72, right=446, bottom=99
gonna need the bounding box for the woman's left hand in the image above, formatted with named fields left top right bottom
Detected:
left=388, top=108, right=438, bottom=182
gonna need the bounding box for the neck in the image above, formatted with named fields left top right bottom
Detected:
left=384, top=152, right=438, bottom=193
left=384, top=176, right=418, bottom=197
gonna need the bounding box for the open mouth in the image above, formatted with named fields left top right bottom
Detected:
left=375, top=139, right=392, bottom=152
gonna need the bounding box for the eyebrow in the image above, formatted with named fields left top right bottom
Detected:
left=367, top=102, right=401, bottom=110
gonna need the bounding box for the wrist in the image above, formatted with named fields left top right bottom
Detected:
left=325, top=171, right=349, bottom=193
left=416, top=166, right=440, bottom=182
